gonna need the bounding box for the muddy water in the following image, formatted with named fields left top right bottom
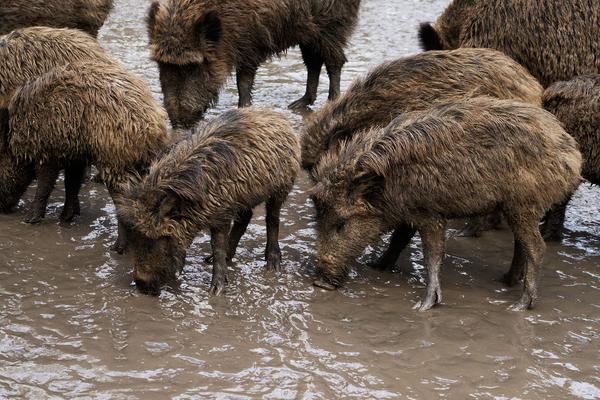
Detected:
left=1, top=0, right=599, bottom=398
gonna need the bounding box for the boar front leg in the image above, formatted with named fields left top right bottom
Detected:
left=236, top=66, right=258, bottom=108
left=60, top=161, right=86, bottom=222
left=24, top=161, right=61, bottom=224
left=370, top=223, right=416, bottom=270
left=265, top=196, right=285, bottom=271
left=289, top=45, right=324, bottom=110
left=415, top=220, right=446, bottom=312
left=209, top=224, right=229, bottom=295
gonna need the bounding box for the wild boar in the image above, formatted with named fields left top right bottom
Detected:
left=147, top=0, right=361, bottom=128
left=311, top=97, right=581, bottom=311
left=117, top=108, right=300, bottom=296
left=419, top=0, right=600, bottom=87
left=541, top=75, right=600, bottom=240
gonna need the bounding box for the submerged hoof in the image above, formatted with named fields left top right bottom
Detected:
left=313, top=279, right=337, bottom=291
left=23, top=213, right=44, bottom=224
left=457, top=224, right=482, bottom=238
left=60, top=206, right=80, bottom=223
left=110, top=241, right=127, bottom=255
left=508, top=294, right=534, bottom=311
left=209, top=281, right=226, bottom=296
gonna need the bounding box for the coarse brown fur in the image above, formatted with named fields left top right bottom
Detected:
left=6, top=61, right=168, bottom=250
left=301, top=48, right=543, bottom=172
left=541, top=75, right=600, bottom=240
left=117, top=108, right=300, bottom=295
left=311, top=97, right=581, bottom=311
left=147, top=0, right=361, bottom=128
left=0, top=27, right=118, bottom=217
left=419, top=0, right=600, bottom=87
left=0, top=0, right=114, bottom=37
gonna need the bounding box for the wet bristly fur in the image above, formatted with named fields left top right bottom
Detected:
left=543, top=75, right=600, bottom=185
left=117, top=107, right=300, bottom=245
left=301, top=48, right=543, bottom=172
left=8, top=61, right=169, bottom=189
left=0, top=27, right=116, bottom=108
left=0, top=0, right=114, bottom=37
left=147, top=0, right=361, bottom=126
left=311, top=97, right=582, bottom=296
left=419, top=0, right=600, bottom=87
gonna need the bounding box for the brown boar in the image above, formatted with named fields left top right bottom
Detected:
left=541, top=75, right=600, bottom=240
left=0, top=0, right=114, bottom=37
left=147, top=0, right=361, bottom=128
left=311, top=97, right=581, bottom=311
left=301, top=48, right=543, bottom=172
left=7, top=61, right=169, bottom=252
left=116, top=108, right=300, bottom=296
left=419, top=0, right=600, bottom=87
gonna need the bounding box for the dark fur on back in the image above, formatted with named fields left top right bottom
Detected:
left=301, top=48, right=543, bottom=172
left=0, top=0, right=114, bottom=37
left=117, top=107, right=300, bottom=244
left=421, top=0, right=600, bottom=87
left=544, top=75, right=600, bottom=184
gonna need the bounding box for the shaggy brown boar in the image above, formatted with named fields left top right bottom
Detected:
left=117, top=108, right=300, bottom=296
left=0, top=0, right=114, bottom=37
left=147, top=0, right=361, bottom=128
left=7, top=61, right=169, bottom=252
left=311, top=97, right=581, bottom=311
left=541, top=75, right=600, bottom=240
left=419, top=0, right=600, bottom=87
left=301, top=48, right=542, bottom=172
left=0, top=27, right=117, bottom=218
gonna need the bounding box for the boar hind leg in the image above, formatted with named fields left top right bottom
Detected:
left=237, top=66, right=258, bottom=108
left=209, top=225, right=229, bottom=295
left=265, top=196, right=285, bottom=271
left=506, top=213, right=546, bottom=311
left=324, top=50, right=346, bottom=101
left=540, top=194, right=572, bottom=242
left=227, top=209, right=253, bottom=261
left=289, top=45, right=323, bottom=110
left=370, top=223, right=416, bottom=271
left=501, top=238, right=526, bottom=287
left=60, top=161, right=86, bottom=222
left=458, top=211, right=503, bottom=237
left=24, top=161, right=61, bottom=224
left=415, top=220, right=446, bottom=312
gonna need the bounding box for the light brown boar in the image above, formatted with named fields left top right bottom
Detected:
left=7, top=61, right=169, bottom=252
left=147, top=0, right=361, bottom=128
left=419, top=0, right=600, bottom=87
left=311, top=97, right=581, bottom=311
left=116, top=108, right=300, bottom=296
left=541, top=75, right=600, bottom=240
left=0, top=0, right=114, bottom=37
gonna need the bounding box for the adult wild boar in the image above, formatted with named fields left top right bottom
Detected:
left=147, top=0, right=361, bottom=128
left=541, top=75, right=600, bottom=240
left=0, top=27, right=119, bottom=221
left=6, top=61, right=169, bottom=252
left=311, top=97, right=581, bottom=311
left=117, top=108, right=300, bottom=296
left=419, top=0, right=600, bottom=87
left=0, top=0, right=114, bottom=37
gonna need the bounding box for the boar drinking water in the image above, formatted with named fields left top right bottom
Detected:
left=147, top=0, right=361, bottom=128
left=311, top=97, right=581, bottom=311
left=117, top=108, right=300, bottom=295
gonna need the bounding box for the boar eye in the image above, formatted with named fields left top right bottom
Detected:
left=336, top=220, right=346, bottom=232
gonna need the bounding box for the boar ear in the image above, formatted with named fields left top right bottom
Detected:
left=349, top=171, right=384, bottom=208
left=195, top=10, right=223, bottom=45
left=418, top=22, right=444, bottom=51
left=146, top=1, right=161, bottom=37
left=157, top=192, right=182, bottom=220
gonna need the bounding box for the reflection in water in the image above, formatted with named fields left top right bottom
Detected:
left=0, top=0, right=599, bottom=398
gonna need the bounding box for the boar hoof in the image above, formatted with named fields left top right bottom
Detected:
left=204, top=254, right=214, bottom=264
left=288, top=96, right=314, bottom=111
left=415, top=288, right=442, bottom=312
left=369, top=259, right=392, bottom=271
left=60, top=206, right=80, bottom=223
left=209, top=281, right=226, bottom=296
left=313, top=279, right=337, bottom=291
left=265, top=249, right=282, bottom=271
left=110, top=240, right=127, bottom=254
left=508, top=294, right=534, bottom=311
left=457, top=223, right=483, bottom=238
left=23, top=213, right=44, bottom=224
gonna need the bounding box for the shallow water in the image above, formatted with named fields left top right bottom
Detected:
left=1, top=0, right=599, bottom=398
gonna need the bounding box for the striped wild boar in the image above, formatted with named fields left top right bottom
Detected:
left=117, top=108, right=300, bottom=296
left=147, top=0, right=361, bottom=128
left=311, top=97, right=581, bottom=311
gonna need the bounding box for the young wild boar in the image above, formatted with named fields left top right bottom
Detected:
left=7, top=61, right=169, bottom=252
left=0, top=0, right=114, bottom=37
left=117, top=108, right=300, bottom=296
left=419, top=0, right=600, bottom=87
left=146, top=0, right=361, bottom=128
left=540, top=75, right=600, bottom=240
left=311, top=97, right=581, bottom=311
left=0, top=27, right=119, bottom=220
